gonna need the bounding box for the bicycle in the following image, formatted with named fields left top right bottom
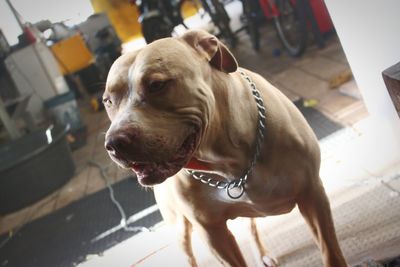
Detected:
left=198, top=0, right=237, bottom=47
left=134, top=0, right=188, bottom=43
left=241, top=0, right=308, bottom=56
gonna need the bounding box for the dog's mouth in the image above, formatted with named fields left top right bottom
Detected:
left=126, top=131, right=200, bottom=186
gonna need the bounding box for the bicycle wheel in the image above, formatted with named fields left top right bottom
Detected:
left=203, top=0, right=236, bottom=47
left=273, top=0, right=307, bottom=57
left=241, top=0, right=260, bottom=50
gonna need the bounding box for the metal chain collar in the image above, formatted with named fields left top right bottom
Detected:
left=185, top=70, right=266, bottom=199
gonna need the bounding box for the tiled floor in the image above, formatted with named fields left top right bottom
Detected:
left=0, top=0, right=369, bottom=248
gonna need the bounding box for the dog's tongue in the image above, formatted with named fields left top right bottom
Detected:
left=185, top=158, right=210, bottom=171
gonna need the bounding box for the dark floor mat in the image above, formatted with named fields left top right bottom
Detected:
left=294, top=99, right=343, bottom=140
left=354, top=256, right=400, bottom=267
left=381, top=256, right=400, bottom=267
left=0, top=177, right=162, bottom=267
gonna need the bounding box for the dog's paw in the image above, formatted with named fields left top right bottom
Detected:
left=262, top=255, right=278, bottom=267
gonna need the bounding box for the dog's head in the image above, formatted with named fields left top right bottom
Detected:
left=103, top=30, right=238, bottom=186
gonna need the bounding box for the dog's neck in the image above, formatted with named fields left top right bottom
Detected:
left=188, top=69, right=260, bottom=179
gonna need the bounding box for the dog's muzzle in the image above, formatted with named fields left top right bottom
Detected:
left=105, top=127, right=200, bottom=186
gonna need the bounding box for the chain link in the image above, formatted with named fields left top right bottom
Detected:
left=186, top=70, right=266, bottom=199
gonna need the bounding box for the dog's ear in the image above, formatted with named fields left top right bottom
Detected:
left=181, top=30, right=238, bottom=73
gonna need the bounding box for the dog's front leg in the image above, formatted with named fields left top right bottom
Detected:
left=297, top=178, right=347, bottom=267
left=250, top=219, right=278, bottom=267
left=177, top=216, right=198, bottom=267
left=194, top=221, right=247, bottom=267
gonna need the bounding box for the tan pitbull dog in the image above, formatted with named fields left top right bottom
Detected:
left=103, top=30, right=347, bottom=267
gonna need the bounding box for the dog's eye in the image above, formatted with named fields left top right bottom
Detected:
left=102, top=97, right=112, bottom=106
left=148, top=80, right=168, bottom=94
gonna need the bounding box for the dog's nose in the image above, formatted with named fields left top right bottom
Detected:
left=104, top=133, right=131, bottom=154
left=104, top=127, right=150, bottom=162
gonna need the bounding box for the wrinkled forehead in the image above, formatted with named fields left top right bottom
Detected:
left=105, top=37, right=200, bottom=94
left=134, top=38, right=199, bottom=78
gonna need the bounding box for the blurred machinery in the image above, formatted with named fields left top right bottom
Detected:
left=77, top=13, right=122, bottom=83
left=0, top=10, right=121, bottom=134
left=4, top=41, right=70, bottom=125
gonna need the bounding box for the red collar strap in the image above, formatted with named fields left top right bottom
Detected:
left=185, top=158, right=211, bottom=171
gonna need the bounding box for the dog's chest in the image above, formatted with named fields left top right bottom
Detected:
left=198, top=175, right=297, bottom=219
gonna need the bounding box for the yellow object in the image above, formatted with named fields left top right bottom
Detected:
left=90, top=0, right=200, bottom=43
left=303, top=99, right=318, bottom=108
left=90, top=97, right=100, bottom=112
left=91, top=0, right=142, bottom=43
left=51, top=34, right=94, bottom=74
left=181, top=0, right=201, bottom=18
left=329, top=69, right=353, bottom=89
